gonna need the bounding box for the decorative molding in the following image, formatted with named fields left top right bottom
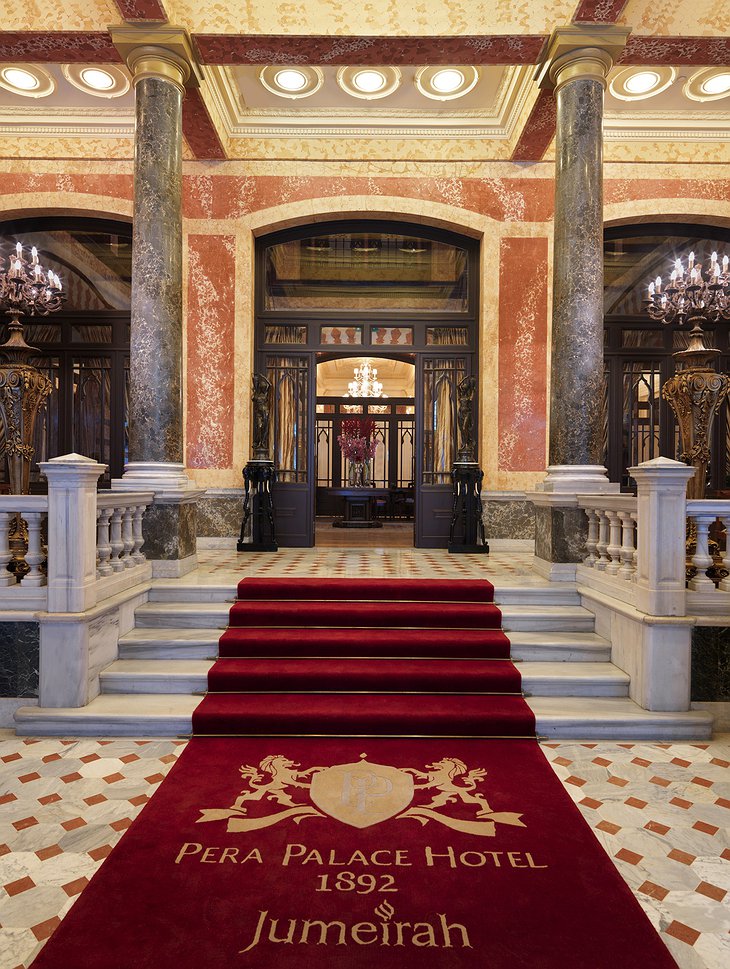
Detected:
left=619, top=36, right=730, bottom=66
left=573, top=0, right=629, bottom=22
left=205, top=64, right=534, bottom=143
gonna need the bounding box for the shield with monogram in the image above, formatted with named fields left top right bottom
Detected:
left=309, top=757, right=415, bottom=829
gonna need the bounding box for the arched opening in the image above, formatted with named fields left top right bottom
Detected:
left=0, top=216, right=132, bottom=489
left=256, top=219, right=479, bottom=547
left=603, top=221, right=730, bottom=491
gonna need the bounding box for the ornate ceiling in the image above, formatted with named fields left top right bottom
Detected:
left=0, top=0, right=728, bottom=162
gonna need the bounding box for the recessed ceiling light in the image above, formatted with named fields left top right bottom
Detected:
left=623, top=71, right=660, bottom=94
left=431, top=69, right=464, bottom=94
left=414, top=66, right=479, bottom=101
left=352, top=70, right=386, bottom=93
left=79, top=68, right=115, bottom=90
left=274, top=69, right=308, bottom=92
left=259, top=65, right=323, bottom=99
left=336, top=66, right=401, bottom=100
left=62, top=64, right=130, bottom=98
left=609, top=66, right=675, bottom=101
left=701, top=73, right=730, bottom=95
left=2, top=68, right=38, bottom=90
left=0, top=64, right=55, bottom=98
left=685, top=67, right=730, bottom=102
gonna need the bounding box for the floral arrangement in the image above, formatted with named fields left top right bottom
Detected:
left=337, top=418, right=378, bottom=462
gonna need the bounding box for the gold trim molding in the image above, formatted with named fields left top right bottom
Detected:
left=109, top=24, right=203, bottom=91
left=536, top=25, right=630, bottom=92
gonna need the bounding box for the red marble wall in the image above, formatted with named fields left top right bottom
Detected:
left=186, top=234, right=237, bottom=469
left=498, top=237, right=549, bottom=472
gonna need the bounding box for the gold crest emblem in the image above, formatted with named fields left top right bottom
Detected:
left=310, top=759, right=414, bottom=829
left=197, top=752, right=525, bottom=836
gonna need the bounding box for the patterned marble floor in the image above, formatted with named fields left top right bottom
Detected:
left=0, top=732, right=727, bottom=969
left=187, top=546, right=539, bottom=584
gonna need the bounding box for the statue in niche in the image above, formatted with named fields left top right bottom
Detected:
left=251, top=373, right=272, bottom=462
left=457, top=375, right=477, bottom=464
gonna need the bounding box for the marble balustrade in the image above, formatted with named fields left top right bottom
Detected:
left=577, top=488, right=730, bottom=617
left=0, top=489, right=154, bottom=612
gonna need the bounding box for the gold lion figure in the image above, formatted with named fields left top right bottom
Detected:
left=404, top=757, right=492, bottom=816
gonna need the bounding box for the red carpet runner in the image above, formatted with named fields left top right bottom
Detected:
left=31, top=577, right=678, bottom=969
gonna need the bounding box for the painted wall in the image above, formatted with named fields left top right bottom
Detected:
left=2, top=158, right=730, bottom=494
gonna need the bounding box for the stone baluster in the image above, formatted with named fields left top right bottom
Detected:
left=718, top=515, right=730, bottom=592
left=23, top=512, right=46, bottom=587
left=132, top=504, right=146, bottom=564
left=618, top=511, right=636, bottom=580
left=688, top=514, right=716, bottom=592
left=96, top=505, right=114, bottom=577
left=630, top=511, right=638, bottom=577
left=584, top=509, right=599, bottom=566
left=109, top=508, right=125, bottom=573
left=595, top=511, right=610, bottom=571
left=605, top=510, right=622, bottom=576
left=121, top=506, right=135, bottom=568
left=0, top=512, right=15, bottom=586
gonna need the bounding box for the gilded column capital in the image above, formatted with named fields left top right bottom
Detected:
left=109, top=24, right=203, bottom=93
left=536, top=25, right=630, bottom=92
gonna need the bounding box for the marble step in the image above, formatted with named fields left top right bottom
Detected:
left=118, top=628, right=612, bottom=663
left=14, top=695, right=713, bottom=741
left=99, top=660, right=629, bottom=697
left=133, top=601, right=597, bottom=633
left=147, top=582, right=581, bottom=607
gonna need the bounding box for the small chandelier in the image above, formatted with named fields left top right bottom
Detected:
left=345, top=361, right=388, bottom=399
left=1, top=242, right=64, bottom=324
left=645, top=250, right=730, bottom=334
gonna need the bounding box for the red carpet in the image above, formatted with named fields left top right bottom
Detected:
left=195, top=576, right=533, bottom=736
left=30, top=577, right=679, bottom=969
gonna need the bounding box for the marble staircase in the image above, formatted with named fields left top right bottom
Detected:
left=15, top=578, right=714, bottom=739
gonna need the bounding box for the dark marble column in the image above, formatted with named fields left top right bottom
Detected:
left=129, top=69, right=184, bottom=469
left=549, top=64, right=606, bottom=474
left=532, top=29, right=627, bottom=576
left=110, top=32, right=205, bottom=575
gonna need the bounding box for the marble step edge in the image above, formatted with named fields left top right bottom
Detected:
left=118, top=628, right=611, bottom=662
left=13, top=695, right=714, bottom=741
left=133, top=602, right=596, bottom=632
left=99, top=660, right=629, bottom=697
left=147, top=584, right=581, bottom=607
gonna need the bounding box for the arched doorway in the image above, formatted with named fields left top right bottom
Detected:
left=603, top=221, right=730, bottom=491
left=0, top=216, right=132, bottom=489
left=255, top=220, right=479, bottom=547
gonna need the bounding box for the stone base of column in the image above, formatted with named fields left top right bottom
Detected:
left=538, top=465, right=619, bottom=494
left=112, top=462, right=196, bottom=496
left=529, top=492, right=587, bottom=582
left=141, top=496, right=204, bottom=577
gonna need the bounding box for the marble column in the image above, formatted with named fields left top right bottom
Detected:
left=532, top=27, right=628, bottom=576
left=110, top=28, right=204, bottom=575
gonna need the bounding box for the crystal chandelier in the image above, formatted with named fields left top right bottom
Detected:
left=345, top=360, right=388, bottom=399
left=645, top=250, right=730, bottom=335
left=1, top=242, right=64, bottom=325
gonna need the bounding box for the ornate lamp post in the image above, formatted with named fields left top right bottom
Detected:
left=645, top=250, right=730, bottom=499
left=0, top=242, right=60, bottom=494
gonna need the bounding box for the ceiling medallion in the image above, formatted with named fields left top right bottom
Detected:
left=684, top=68, right=730, bottom=102
left=608, top=66, right=676, bottom=102
left=414, top=66, right=479, bottom=101
left=259, top=65, right=323, bottom=99
left=0, top=65, right=55, bottom=98
left=62, top=64, right=130, bottom=99
left=336, top=66, right=401, bottom=100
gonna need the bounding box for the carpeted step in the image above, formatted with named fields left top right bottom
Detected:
left=228, top=599, right=501, bottom=629
left=218, top=625, right=511, bottom=659
left=192, top=692, right=535, bottom=736
left=237, top=576, right=495, bottom=602
left=206, top=657, right=522, bottom=694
